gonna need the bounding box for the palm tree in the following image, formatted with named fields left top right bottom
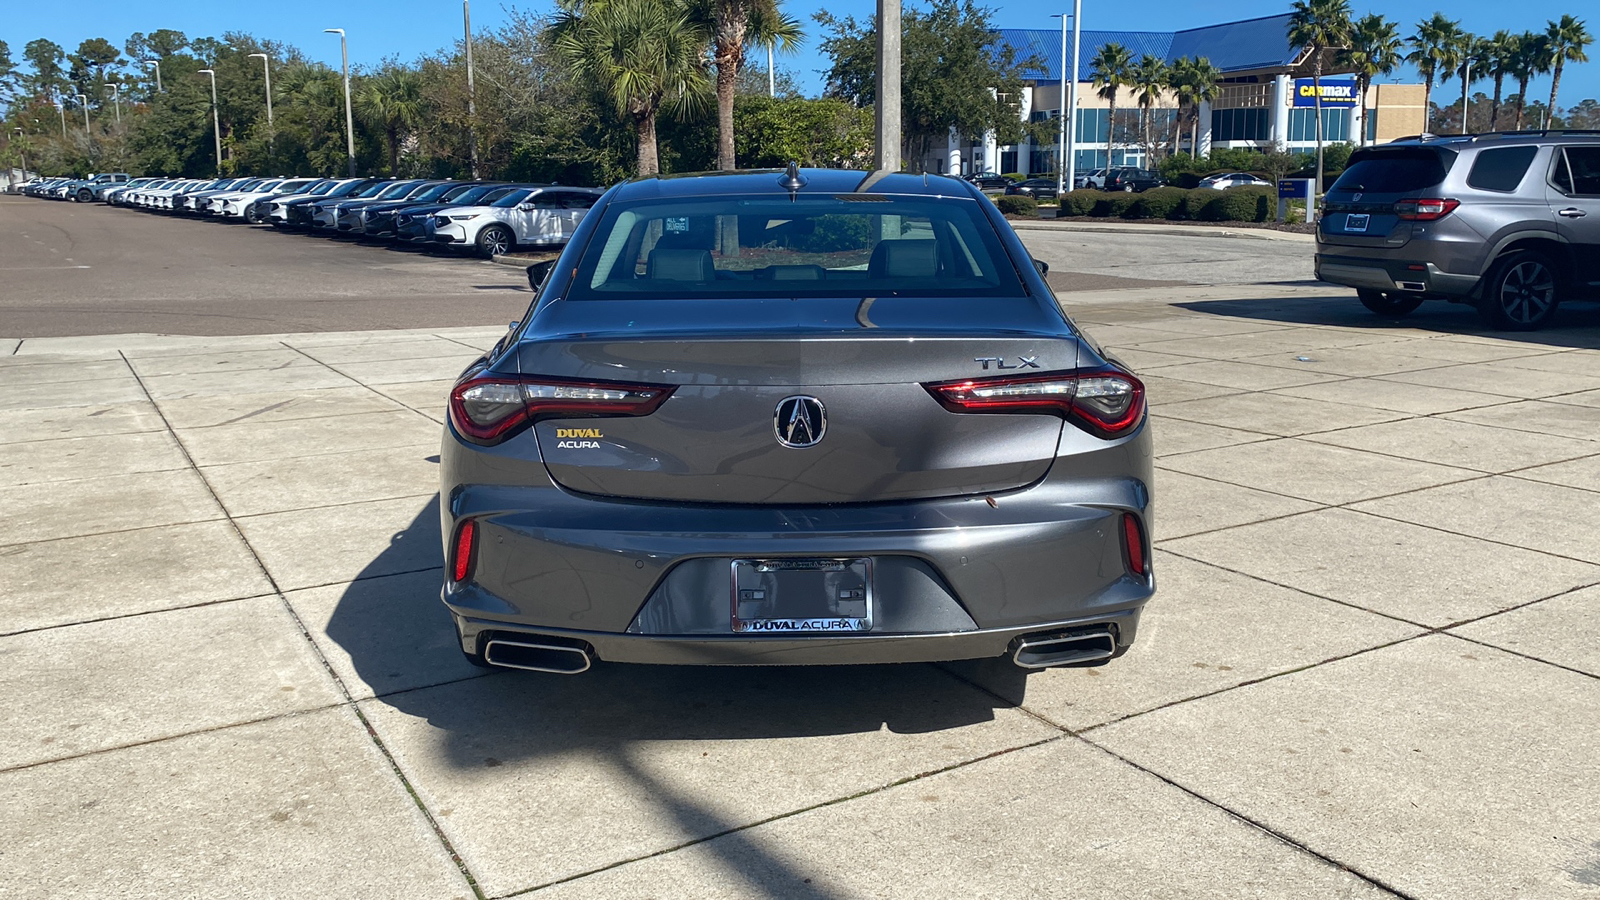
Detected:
left=1129, top=55, right=1168, bottom=164
left=1168, top=56, right=1221, bottom=158
left=1090, top=43, right=1133, bottom=164
left=1544, top=15, right=1593, bottom=127
left=549, top=0, right=711, bottom=176
left=1486, top=30, right=1517, bottom=130
left=1408, top=13, right=1461, bottom=132
left=1453, top=34, right=1489, bottom=134
left=1288, top=0, right=1353, bottom=190
left=1511, top=31, right=1550, bottom=130
left=356, top=69, right=425, bottom=174
left=683, top=0, right=802, bottom=171
left=1340, top=14, right=1402, bottom=145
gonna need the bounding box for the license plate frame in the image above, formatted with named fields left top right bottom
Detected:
left=1345, top=213, right=1370, bottom=233
left=730, top=558, right=873, bottom=634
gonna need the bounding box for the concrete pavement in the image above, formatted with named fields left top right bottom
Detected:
left=3, top=281, right=1599, bottom=898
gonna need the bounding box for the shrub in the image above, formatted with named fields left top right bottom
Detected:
left=1091, top=193, right=1139, bottom=217
left=994, top=194, right=1038, bottom=217
left=1060, top=189, right=1102, bottom=216
left=1175, top=188, right=1215, bottom=220
left=1198, top=186, right=1275, bottom=221
left=1127, top=186, right=1188, bottom=219
left=1002, top=172, right=1028, bottom=183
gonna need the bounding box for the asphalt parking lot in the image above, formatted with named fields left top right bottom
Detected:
left=2, top=202, right=1599, bottom=899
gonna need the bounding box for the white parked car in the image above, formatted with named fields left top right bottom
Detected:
left=1197, top=172, right=1273, bottom=190
left=216, top=179, right=316, bottom=222
left=427, top=186, right=603, bottom=257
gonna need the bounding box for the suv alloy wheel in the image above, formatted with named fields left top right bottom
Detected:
left=1478, top=250, right=1560, bottom=331
left=477, top=224, right=513, bottom=258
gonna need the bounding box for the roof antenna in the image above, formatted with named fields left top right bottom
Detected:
left=779, top=160, right=806, bottom=195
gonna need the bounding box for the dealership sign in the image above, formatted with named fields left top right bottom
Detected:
left=1293, top=78, right=1357, bottom=107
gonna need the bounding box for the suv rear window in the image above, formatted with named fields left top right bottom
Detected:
left=1467, top=147, right=1537, bottom=192
left=570, top=195, right=1024, bottom=300
left=1331, top=148, right=1455, bottom=194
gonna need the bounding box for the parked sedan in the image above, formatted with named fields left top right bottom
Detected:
left=1197, top=172, right=1272, bottom=190
left=429, top=186, right=603, bottom=257
left=965, top=171, right=1011, bottom=190
left=439, top=167, right=1153, bottom=674
left=1004, top=178, right=1060, bottom=201
left=1102, top=167, right=1165, bottom=192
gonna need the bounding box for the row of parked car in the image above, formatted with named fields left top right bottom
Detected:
left=961, top=168, right=1273, bottom=200
left=16, top=173, right=604, bottom=258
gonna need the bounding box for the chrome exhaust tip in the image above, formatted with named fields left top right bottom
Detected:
left=484, top=639, right=593, bottom=674
left=1396, top=281, right=1427, bottom=292
left=1012, top=629, right=1117, bottom=669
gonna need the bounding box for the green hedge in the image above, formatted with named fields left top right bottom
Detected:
left=1092, top=193, right=1139, bottom=217
left=1060, top=189, right=1102, bottom=216
left=994, top=194, right=1038, bottom=217
left=1056, top=185, right=1275, bottom=222
left=1127, top=186, right=1188, bottom=219
left=1196, top=186, right=1274, bottom=222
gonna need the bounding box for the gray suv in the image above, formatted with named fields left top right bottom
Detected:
left=1315, top=132, right=1600, bottom=330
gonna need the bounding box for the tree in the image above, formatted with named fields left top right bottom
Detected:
left=685, top=0, right=802, bottom=170
left=550, top=0, right=712, bottom=176
left=1090, top=43, right=1132, bottom=163
left=69, top=38, right=124, bottom=102
left=1485, top=30, right=1517, bottom=130
left=1510, top=31, right=1550, bottom=130
left=0, top=40, right=19, bottom=108
left=1409, top=13, right=1462, bottom=132
left=23, top=39, right=68, bottom=104
left=1129, top=55, right=1168, bottom=166
left=1167, top=56, right=1220, bottom=157
left=357, top=68, right=426, bottom=174
left=1568, top=97, right=1600, bottom=129
left=1544, top=15, right=1593, bottom=128
left=733, top=95, right=871, bottom=167
left=1288, top=0, right=1352, bottom=189
left=125, top=30, right=189, bottom=62
left=1340, top=15, right=1402, bottom=145
left=816, top=0, right=1032, bottom=173
left=1453, top=34, right=1489, bottom=134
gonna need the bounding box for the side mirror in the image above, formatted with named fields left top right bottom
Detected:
left=527, top=260, right=556, bottom=291
left=1032, top=258, right=1050, bottom=277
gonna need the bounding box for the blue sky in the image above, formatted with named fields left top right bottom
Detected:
left=6, top=0, right=1597, bottom=109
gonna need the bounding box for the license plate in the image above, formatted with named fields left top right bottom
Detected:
left=1345, top=213, right=1370, bottom=233
left=731, top=558, right=872, bottom=633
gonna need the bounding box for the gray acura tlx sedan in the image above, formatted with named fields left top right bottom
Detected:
left=441, top=167, right=1154, bottom=674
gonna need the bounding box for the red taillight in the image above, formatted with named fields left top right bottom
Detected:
left=452, top=519, right=476, bottom=582
left=1394, top=198, right=1459, bottom=221
left=1122, top=513, right=1147, bottom=576
left=448, top=373, right=676, bottom=445
left=923, top=368, right=1146, bottom=438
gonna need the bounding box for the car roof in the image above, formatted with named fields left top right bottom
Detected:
left=613, top=168, right=972, bottom=201
left=1383, top=130, right=1600, bottom=148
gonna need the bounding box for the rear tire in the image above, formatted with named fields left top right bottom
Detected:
left=1358, top=289, right=1424, bottom=317
left=1477, top=250, right=1560, bottom=331
left=244, top=205, right=264, bottom=225
left=477, top=225, right=513, bottom=259
left=77, top=188, right=92, bottom=203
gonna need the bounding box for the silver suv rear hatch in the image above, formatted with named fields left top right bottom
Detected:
left=1321, top=146, right=1458, bottom=248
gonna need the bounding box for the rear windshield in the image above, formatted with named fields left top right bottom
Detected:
left=568, top=195, right=1025, bottom=300
left=1332, top=148, right=1455, bottom=194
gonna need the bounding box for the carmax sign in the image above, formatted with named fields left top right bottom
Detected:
left=1293, top=78, right=1357, bottom=107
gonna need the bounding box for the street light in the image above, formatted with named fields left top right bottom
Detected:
left=248, top=53, right=274, bottom=127
left=197, top=69, right=223, bottom=176
left=58, top=103, right=67, bottom=139
left=145, top=59, right=163, bottom=93
left=1051, top=6, right=1081, bottom=195
left=324, top=28, right=357, bottom=177
left=11, top=128, right=27, bottom=181
left=75, top=93, right=91, bottom=137
left=109, top=83, right=122, bottom=126
left=463, top=2, right=479, bottom=178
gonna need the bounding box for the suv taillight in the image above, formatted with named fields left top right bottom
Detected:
left=1394, top=198, right=1459, bottom=221
left=923, top=367, right=1146, bottom=439
left=448, top=372, right=676, bottom=446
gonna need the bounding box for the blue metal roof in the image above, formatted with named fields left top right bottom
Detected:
left=999, top=13, right=1302, bottom=82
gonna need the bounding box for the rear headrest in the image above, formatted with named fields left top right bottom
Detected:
left=648, top=248, right=716, bottom=282
left=760, top=265, right=826, bottom=281
left=868, top=239, right=938, bottom=279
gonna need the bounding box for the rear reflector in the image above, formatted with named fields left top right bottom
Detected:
left=924, top=367, right=1146, bottom=438
left=452, top=519, right=476, bottom=582
left=449, top=373, right=676, bottom=445
left=1122, top=513, right=1147, bottom=576
left=1394, top=198, right=1459, bottom=221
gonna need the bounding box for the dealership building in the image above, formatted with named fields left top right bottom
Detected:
left=927, top=13, right=1426, bottom=177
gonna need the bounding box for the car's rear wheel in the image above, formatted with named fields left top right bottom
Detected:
left=1357, top=289, right=1424, bottom=317
left=244, top=205, right=264, bottom=224
left=77, top=188, right=92, bottom=202
left=477, top=224, right=513, bottom=258
left=1121, top=184, right=1134, bottom=192
left=1478, top=250, right=1560, bottom=331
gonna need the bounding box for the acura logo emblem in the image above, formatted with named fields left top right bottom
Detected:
left=774, top=396, right=827, bottom=448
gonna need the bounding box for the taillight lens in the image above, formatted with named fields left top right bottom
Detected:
left=1394, top=198, right=1459, bottom=220
left=923, top=368, right=1146, bottom=438
left=452, top=519, right=476, bottom=582
left=448, top=373, right=676, bottom=446
left=1122, top=513, right=1147, bottom=577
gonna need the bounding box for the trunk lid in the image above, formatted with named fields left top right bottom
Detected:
left=513, top=296, right=1081, bottom=505
left=1319, top=146, right=1457, bottom=249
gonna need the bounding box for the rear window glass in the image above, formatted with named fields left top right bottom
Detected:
left=1331, top=149, right=1454, bottom=194
left=569, top=195, right=1025, bottom=300
left=1467, top=147, right=1537, bottom=192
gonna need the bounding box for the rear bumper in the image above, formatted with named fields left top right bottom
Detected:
left=1314, top=253, right=1480, bottom=298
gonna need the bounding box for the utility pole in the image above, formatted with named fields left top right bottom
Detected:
left=197, top=69, right=223, bottom=175
left=464, top=1, right=479, bottom=179
left=325, top=29, right=357, bottom=177
left=875, top=0, right=901, bottom=171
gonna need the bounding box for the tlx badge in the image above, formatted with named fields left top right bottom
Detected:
left=974, top=356, right=1041, bottom=371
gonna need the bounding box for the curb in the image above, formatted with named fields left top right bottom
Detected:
left=1010, top=220, right=1315, bottom=243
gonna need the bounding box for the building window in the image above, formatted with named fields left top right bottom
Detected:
left=1073, top=149, right=1107, bottom=172
left=1365, top=109, right=1379, bottom=143
left=1000, top=150, right=1018, bottom=174
left=1211, top=107, right=1270, bottom=142
left=1287, top=107, right=1351, bottom=142
left=1076, top=109, right=1110, bottom=144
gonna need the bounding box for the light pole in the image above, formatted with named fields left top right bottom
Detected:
left=146, top=59, right=163, bottom=93
left=768, top=41, right=776, bottom=97
left=12, top=128, right=27, bottom=181
left=875, top=0, right=901, bottom=171
left=109, top=83, right=122, bottom=125
left=58, top=103, right=67, bottom=139
left=324, top=28, right=357, bottom=177
left=1051, top=6, right=1082, bottom=194
left=463, top=2, right=479, bottom=178
left=248, top=53, right=273, bottom=127
left=197, top=69, right=223, bottom=176
left=75, top=94, right=91, bottom=137
left=1459, top=58, right=1472, bottom=135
